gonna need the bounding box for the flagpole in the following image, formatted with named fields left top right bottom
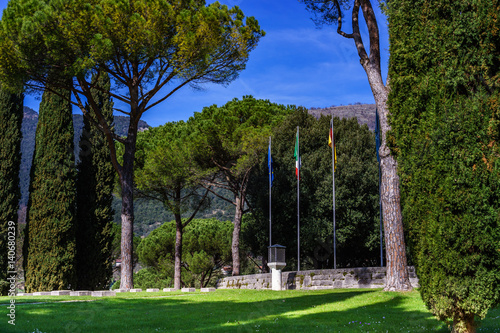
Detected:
left=297, top=126, right=300, bottom=272
left=379, top=164, right=383, bottom=267
left=331, top=116, right=337, bottom=269
left=375, top=108, right=384, bottom=267
left=269, top=136, right=272, bottom=248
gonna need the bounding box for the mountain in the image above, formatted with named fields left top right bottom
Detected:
left=19, top=107, right=150, bottom=206
left=308, top=103, right=377, bottom=131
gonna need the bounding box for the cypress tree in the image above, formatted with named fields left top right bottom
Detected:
left=24, top=84, right=77, bottom=292
left=75, top=73, right=115, bottom=290
left=0, top=89, right=23, bottom=295
left=388, top=0, right=500, bottom=331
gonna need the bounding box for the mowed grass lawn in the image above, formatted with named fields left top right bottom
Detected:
left=2, top=289, right=499, bottom=333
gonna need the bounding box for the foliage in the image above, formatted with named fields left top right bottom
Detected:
left=137, top=218, right=233, bottom=288
left=189, top=95, right=296, bottom=275
left=75, top=72, right=115, bottom=290
left=134, top=120, right=213, bottom=288
left=388, top=0, right=500, bottom=331
left=133, top=268, right=172, bottom=290
left=191, top=96, right=295, bottom=181
left=23, top=84, right=77, bottom=292
left=0, top=88, right=23, bottom=295
left=0, top=0, right=264, bottom=289
left=19, top=111, right=148, bottom=208
left=245, top=109, right=380, bottom=270
left=134, top=121, right=210, bottom=217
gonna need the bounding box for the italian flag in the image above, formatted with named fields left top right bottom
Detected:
left=294, top=129, right=301, bottom=180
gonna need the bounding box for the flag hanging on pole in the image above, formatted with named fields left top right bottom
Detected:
left=328, top=118, right=337, bottom=170
left=295, top=126, right=301, bottom=271
left=294, top=128, right=301, bottom=180
left=329, top=116, right=337, bottom=269
left=268, top=139, right=274, bottom=186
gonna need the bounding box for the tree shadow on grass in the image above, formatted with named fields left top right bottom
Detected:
left=6, top=290, right=498, bottom=332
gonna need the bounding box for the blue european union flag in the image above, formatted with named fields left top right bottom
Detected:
left=268, top=143, right=274, bottom=186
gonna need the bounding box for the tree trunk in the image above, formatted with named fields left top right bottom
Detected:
left=174, top=216, right=183, bottom=290
left=354, top=0, right=412, bottom=290
left=380, top=154, right=412, bottom=291
left=363, top=59, right=412, bottom=291
left=452, top=314, right=476, bottom=333
left=119, top=131, right=137, bottom=290
left=231, top=195, right=244, bottom=276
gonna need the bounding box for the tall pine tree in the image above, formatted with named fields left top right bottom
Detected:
left=75, top=73, right=115, bottom=290
left=24, top=84, right=77, bottom=292
left=0, top=89, right=23, bottom=295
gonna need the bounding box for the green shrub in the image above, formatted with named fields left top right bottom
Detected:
left=388, top=0, right=500, bottom=331
left=133, top=269, right=172, bottom=290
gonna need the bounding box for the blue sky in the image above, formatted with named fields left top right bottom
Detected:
left=0, top=0, right=389, bottom=127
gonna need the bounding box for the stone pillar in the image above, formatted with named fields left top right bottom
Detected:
left=268, top=262, right=286, bottom=291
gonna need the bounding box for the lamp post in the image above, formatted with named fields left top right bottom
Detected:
left=268, top=245, right=286, bottom=291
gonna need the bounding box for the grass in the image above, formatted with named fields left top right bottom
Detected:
left=1, top=289, right=499, bottom=332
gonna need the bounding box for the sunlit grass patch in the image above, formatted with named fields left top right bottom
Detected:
left=1, top=289, right=498, bottom=332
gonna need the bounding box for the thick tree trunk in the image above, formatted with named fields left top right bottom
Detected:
left=363, top=61, right=412, bottom=291
left=120, top=156, right=134, bottom=290
left=231, top=195, right=244, bottom=276
left=380, top=154, right=412, bottom=291
left=119, top=127, right=137, bottom=290
left=174, top=216, right=183, bottom=290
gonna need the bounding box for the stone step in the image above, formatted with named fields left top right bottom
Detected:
left=91, top=290, right=116, bottom=297
left=181, top=288, right=196, bottom=292
left=115, top=289, right=130, bottom=293
left=32, top=292, right=52, bottom=296
left=70, top=291, right=91, bottom=296
left=16, top=293, right=32, bottom=296
left=130, top=288, right=142, bottom=292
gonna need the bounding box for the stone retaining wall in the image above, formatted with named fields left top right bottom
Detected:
left=216, top=266, right=419, bottom=290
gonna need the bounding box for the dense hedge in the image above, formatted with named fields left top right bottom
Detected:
left=0, top=89, right=23, bottom=295
left=388, top=0, right=500, bottom=331
left=24, top=85, right=77, bottom=292
left=75, top=73, right=115, bottom=290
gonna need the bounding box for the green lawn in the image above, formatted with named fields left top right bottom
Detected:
left=1, top=289, right=499, bottom=332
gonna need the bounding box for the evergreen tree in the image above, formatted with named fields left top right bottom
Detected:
left=24, top=84, right=77, bottom=292
left=75, top=73, right=115, bottom=290
left=189, top=96, right=295, bottom=275
left=245, top=110, right=380, bottom=270
left=388, top=0, right=500, bottom=331
left=0, top=89, right=23, bottom=295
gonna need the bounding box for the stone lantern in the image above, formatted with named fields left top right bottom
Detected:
left=268, top=244, right=286, bottom=291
